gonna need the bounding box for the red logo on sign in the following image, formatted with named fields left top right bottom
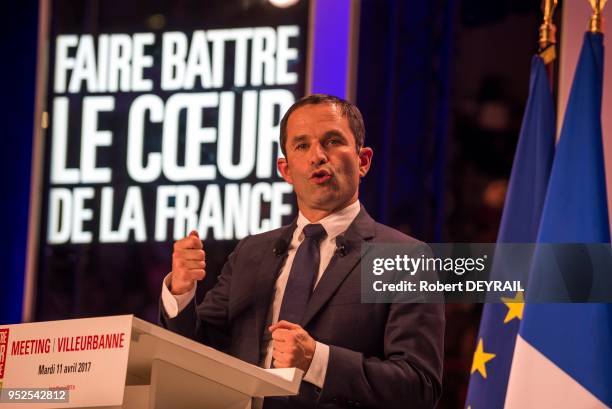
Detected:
left=0, top=328, right=9, bottom=378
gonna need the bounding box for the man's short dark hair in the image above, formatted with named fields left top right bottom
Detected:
left=279, top=94, right=365, bottom=157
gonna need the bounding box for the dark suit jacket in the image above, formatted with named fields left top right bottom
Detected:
left=160, top=207, right=444, bottom=409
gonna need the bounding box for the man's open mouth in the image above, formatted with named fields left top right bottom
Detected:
left=310, top=169, right=333, bottom=184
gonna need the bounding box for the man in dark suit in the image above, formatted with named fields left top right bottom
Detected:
left=160, top=94, right=444, bottom=408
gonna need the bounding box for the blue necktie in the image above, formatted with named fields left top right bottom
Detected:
left=278, top=224, right=327, bottom=324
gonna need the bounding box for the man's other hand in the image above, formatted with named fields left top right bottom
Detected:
left=269, top=320, right=316, bottom=373
left=170, top=230, right=206, bottom=295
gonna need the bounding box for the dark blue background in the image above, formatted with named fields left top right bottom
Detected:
left=0, top=1, right=39, bottom=324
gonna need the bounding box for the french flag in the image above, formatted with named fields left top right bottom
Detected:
left=505, top=32, right=612, bottom=409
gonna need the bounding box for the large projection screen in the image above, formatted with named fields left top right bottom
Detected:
left=25, top=0, right=312, bottom=322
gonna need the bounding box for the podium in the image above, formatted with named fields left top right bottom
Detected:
left=0, top=315, right=302, bottom=409
left=124, top=317, right=302, bottom=409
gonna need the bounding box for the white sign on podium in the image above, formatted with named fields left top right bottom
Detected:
left=0, top=315, right=302, bottom=408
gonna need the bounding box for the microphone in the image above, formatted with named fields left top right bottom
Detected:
left=273, top=238, right=289, bottom=256
left=335, top=236, right=350, bottom=257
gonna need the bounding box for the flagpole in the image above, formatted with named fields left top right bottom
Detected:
left=588, top=0, right=608, bottom=33
left=539, top=0, right=558, bottom=86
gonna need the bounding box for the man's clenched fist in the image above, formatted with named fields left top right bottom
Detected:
left=170, top=230, right=206, bottom=295
left=269, top=320, right=316, bottom=373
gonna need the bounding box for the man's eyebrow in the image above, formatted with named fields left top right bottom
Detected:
left=323, top=130, right=347, bottom=139
left=290, top=135, right=308, bottom=145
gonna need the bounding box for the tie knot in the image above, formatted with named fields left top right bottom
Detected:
left=303, top=223, right=326, bottom=240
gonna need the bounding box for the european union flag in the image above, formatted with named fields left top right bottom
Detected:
left=505, top=32, right=612, bottom=408
left=465, top=55, right=555, bottom=408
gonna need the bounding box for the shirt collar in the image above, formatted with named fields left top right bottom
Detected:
left=296, top=200, right=361, bottom=241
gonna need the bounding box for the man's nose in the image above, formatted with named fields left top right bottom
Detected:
left=309, top=143, right=328, bottom=165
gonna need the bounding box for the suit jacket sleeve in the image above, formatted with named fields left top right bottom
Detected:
left=159, top=238, right=247, bottom=349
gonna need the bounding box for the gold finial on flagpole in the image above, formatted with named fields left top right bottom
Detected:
left=539, top=0, right=558, bottom=64
left=589, top=0, right=608, bottom=33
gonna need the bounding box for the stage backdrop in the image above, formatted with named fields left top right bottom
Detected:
left=26, top=0, right=311, bottom=322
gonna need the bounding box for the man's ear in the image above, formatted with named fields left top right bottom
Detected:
left=277, top=157, right=294, bottom=184
left=358, top=147, right=373, bottom=177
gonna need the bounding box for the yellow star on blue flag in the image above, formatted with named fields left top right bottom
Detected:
left=501, top=291, right=524, bottom=323
left=471, top=338, right=496, bottom=378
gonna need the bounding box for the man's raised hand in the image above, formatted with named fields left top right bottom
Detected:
left=170, top=230, right=206, bottom=295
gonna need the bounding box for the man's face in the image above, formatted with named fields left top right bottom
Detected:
left=277, top=103, right=373, bottom=216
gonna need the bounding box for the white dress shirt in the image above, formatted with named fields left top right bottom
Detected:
left=161, top=200, right=361, bottom=389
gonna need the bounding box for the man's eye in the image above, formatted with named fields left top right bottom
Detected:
left=296, top=143, right=308, bottom=150
left=326, top=139, right=340, bottom=146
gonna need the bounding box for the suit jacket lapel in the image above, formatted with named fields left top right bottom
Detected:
left=301, top=207, right=376, bottom=328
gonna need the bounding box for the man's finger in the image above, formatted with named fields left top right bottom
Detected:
left=272, top=351, right=288, bottom=365
left=174, top=235, right=203, bottom=250
left=269, top=320, right=301, bottom=332
left=272, top=352, right=288, bottom=363
left=272, top=359, right=288, bottom=368
left=270, top=328, right=291, bottom=341
left=187, top=235, right=203, bottom=249
left=174, top=249, right=205, bottom=261
left=272, top=341, right=293, bottom=353
left=187, top=269, right=205, bottom=280
left=178, top=259, right=205, bottom=270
